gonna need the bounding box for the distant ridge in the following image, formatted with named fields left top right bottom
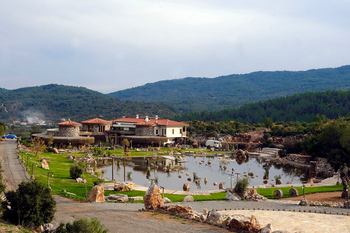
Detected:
left=0, top=84, right=177, bottom=122
left=109, top=65, right=350, bottom=113
left=173, top=90, right=350, bottom=123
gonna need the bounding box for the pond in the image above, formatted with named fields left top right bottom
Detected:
left=101, top=155, right=309, bottom=191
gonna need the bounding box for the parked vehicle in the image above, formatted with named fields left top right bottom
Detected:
left=205, top=140, right=221, bottom=148
left=2, top=134, right=17, bottom=139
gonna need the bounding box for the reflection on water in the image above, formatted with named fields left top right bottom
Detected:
left=101, top=156, right=309, bottom=191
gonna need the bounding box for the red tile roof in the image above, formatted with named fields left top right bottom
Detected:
left=57, top=119, right=81, bottom=126
left=81, top=118, right=112, bottom=124
left=113, top=117, right=189, bottom=127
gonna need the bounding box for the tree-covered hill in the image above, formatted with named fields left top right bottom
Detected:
left=0, top=84, right=177, bottom=122
left=173, top=90, right=350, bottom=123
left=109, top=65, right=350, bottom=113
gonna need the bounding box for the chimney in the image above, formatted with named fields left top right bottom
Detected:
left=136, top=114, right=139, bottom=119
left=155, top=115, right=158, bottom=120
left=145, top=116, right=149, bottom=122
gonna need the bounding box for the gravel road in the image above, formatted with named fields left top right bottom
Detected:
left=0, top=140, right=29, bottom=190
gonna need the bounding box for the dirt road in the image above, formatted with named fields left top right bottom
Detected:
left=0, top=140, right=29, bottom=190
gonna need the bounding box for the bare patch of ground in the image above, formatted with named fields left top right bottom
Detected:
left=280, top=191, right=346, bottom=203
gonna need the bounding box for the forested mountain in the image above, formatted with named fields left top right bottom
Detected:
left=173, top=90, right=350, bottom=123
left=109, top=65, right=350, bottom=113
left=0, top=84, right=177, bottom=122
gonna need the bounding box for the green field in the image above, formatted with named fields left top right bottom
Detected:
left=256, top=185, right=343, bottom=199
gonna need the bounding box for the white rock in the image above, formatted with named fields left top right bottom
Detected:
left=183, top=195, right=194, bottom=202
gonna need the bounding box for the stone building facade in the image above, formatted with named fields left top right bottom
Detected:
left=56, top=119, right=81, bottom=137
left=135, top=125, right=154, bottom=136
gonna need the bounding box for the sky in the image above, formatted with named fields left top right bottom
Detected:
left=1, top=0, right=350, bottom=94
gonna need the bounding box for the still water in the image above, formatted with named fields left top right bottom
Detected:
left=102, top=156, right=308, bottom=191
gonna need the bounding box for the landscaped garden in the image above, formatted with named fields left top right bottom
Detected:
left=20, top=148, right=347, bottom=203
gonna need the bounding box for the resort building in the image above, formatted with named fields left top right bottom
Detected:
left=81, top=118, right=112, bottom=142
left=34, top=119, right=94, bottom=149
left=107, top=115, right=189, bottom=147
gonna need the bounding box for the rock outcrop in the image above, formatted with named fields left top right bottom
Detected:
left=144, top=184, right=164, bottom=210
left=88, top=185, right=104, bottom=203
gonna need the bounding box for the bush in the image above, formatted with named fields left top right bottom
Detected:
left=234, top=177, right=249, bottom=199
left=70, top=164, right=83, bottom=179
left=56, top=217, right=108, bottom=233
left=93, top=179, right=103, bottom=186
left=1, top=181, right=56, bottom=227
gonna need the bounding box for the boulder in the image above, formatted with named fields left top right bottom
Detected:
left=114, top=182, right=132, bottom=191
left=76, top=178, right=86, bottom=183
left=219, top=182, right=225, bottom=189
left=129, top=196, right=143, bottom=201
left=43, top=223, right=54, bottom=232
left=144, top=184, right=164, bottom=211
left=106, top=194, right=129, bottom=202
left=167, top=204, right=191, bottom=214
left=41, top=159, right=49, bottom=170
left=274, top=189, right=283, bottom=198
left=289, top=188, right=299, bottom=197
left=183, top=183, right=190, bottom=191
left=183, top=195, right=194, bottom=202
left=260, top=223, right=272, bottom=233
left=207, top=210, right=223, bottom=225
left=229, top=215, right=261, bottom=233
left=53, top=148, right=59, bottom=154
left=163, top=197, right=172, bottom=203
left=225, top=190, right=240, bottom=201
left=88, top=185, right=105, bottom=203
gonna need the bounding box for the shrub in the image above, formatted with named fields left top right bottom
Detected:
left=56, top=217, right=108, bottom=233
left=70, top=164, right=83, bottom=179
left=234, top=177, right=249, bottom=199
left=2, top=181, right=56, bottom=227
left=93, top=179, right=103, bottom=186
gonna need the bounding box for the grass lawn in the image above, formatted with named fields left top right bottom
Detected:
left=256, top=185, right=343, bottom=199
left=22, top=151, right=98, bottom=200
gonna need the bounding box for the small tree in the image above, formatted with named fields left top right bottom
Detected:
left=122, top=139, right=130, bottom=152
left=70, top=164, right=83, bottom=179
left=56, top=217, right=108, bottom=233
left=264, top=117, right=273, bottom=129
left=2, top=181, right=56, bottom=227
left=30, top=135, right=46, bottom=157
left=234, top=177, right=249, bottom=199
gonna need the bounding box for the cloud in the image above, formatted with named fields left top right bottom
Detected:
left=1, top=1, right=350, bottom=93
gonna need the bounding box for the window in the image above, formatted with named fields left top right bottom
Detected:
left=99, top=125, right=105, bottom=132
left=172, top=129, right=174, bottom=134
left=180, top=129, right=182, bottom=134
left=156, top=129, right=159, bottom=135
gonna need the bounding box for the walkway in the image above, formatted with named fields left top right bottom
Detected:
left=0, top=140, right=29, bottom=190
